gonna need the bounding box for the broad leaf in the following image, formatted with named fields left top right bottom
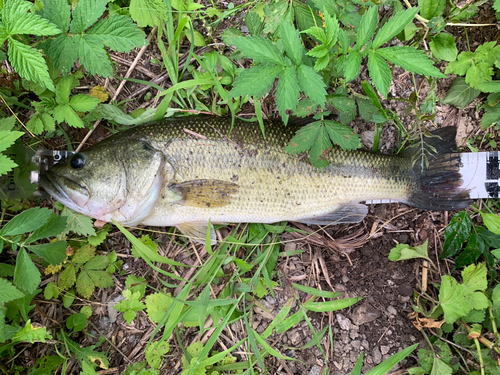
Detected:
left=462, top=263, right=487, bottom=292
left=439, top=276, right=471, bottom=324
left=0, top=207, right=51, bottom=236
left=280, top=22, right=303, bottom=66
left=429, top=33, right=457, bottom=62
left=441, top=211, right=472, bottom=258
left=377, top=46, right=446, bottom=78
left=39, top=0, right=71, bottom=33
left=88, top=14, right=147, bottom=53
left=229, top=65, right=282, bottom=99
left=0, top=130, right=23, bottom=153
left=130, top=0, right=168, bottom=27
left=60, top=207, right=96, bottom=237
left=25, top=214, right=67, bottom=244
left=276, top=65, right=300, bottom=116
left=229, top=35, right=285, bottom=65
left=46, top=34, right=78, bottom=75
left=481, top=212, right=500, bottom=235
left=357, top=5, right=378, bottom=50
left=372, top=7, right=420, bottom=49
left=4, top=0, right=60, bottom=36
left=7, top=38, right=55, bottom=91
left=53, top=104, right=84, bottom=128
left=27, top=242, right=68, bottom=266
left=368, top=50, right=392, bottom=98
left=297, top=64, right=327, bottom=106
left=323, top=120, right=361, bottom=150
left=442, top=77, right=480, bottom=109
left=419, top=0, right=446, bottom=20
left=14, top=248, right=41, bottom=293
left=0, top=278, right=24, bottom=303
left=70, top=95, right=101, bottom=112
left=75, top=35, right=113, bottom=77
left=70, top=0, right=108, bottom=34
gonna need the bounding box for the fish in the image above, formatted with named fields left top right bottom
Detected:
left=40, top=116, right=471, bottom=244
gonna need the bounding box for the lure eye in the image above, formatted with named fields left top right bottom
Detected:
left=69, top=153, right=86, bottom=170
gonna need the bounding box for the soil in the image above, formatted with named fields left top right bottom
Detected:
left=5, top=1, right=500, bottom=375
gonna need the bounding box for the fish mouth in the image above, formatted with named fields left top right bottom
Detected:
left=40, top=171, right=90, bottom=210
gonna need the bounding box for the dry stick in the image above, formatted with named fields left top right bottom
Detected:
left=75, top=27, right=157, bottom=152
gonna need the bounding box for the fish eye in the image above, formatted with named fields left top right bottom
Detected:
left=70, top=153, right=86, bottom=169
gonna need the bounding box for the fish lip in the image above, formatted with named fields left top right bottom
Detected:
left=40, top=171, right=90, bottom=207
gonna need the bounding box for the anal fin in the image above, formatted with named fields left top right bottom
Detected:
left=295, top=203, right=368, bottom=225
left=176, top=221, right=216, bottom=245
left=169, top=179, right=239, bottom=208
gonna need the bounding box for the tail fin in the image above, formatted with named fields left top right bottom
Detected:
left=406, top=127, right=471, bottom=211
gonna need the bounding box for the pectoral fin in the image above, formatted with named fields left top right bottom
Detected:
left=296, top=203, right=368, bottom=225
left=169, top=179, right=239, bottom=208
left=176, top=221, right=216, bottom=245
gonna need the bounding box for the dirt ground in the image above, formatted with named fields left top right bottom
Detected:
left=11, top=1, right=500, bottom=375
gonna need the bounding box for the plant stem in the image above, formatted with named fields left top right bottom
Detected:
left=474, top=338, right=486, bottom=375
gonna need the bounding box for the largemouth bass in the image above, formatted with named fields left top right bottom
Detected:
left=40, top=116, right=471, bottom=243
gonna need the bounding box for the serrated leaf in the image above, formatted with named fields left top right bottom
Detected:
left=276, top=65, right=300, bottom=116
left=75, top=34, right=113, bottom=77
left=7, top=38, right=55, bottom=91
left=389, top=240, right=430, bottom=261
left=230, top=35, right=285, bottom=65
left=286, top=120, right=323, bottom=153
left=130, top=0, right=167, bottom=27
left=441, top=211, right=472, bottom=258
left=303, top=25, right=327, bottom=43
left=4, top=1, right=60, bottom=36
left=0, top=207, right=51, bottom=236
left=245, top=10, right=263, bottom=36
left=429, top=33, right=457, bottom=62
left=76, top=270, right=94, bottom=298
left=87, top=270, right=114, bottom=288
left=84, top=255, right=110, bottom=270
left=55, top=75, right=76, bottom=105
left=462, top=263, right=487, bottom=291
left=26, top=214, right=67, bottom=244
left=324, top=120, right=361, bottom=150
left=306, top=43, right=329, bottom=58
left=357, top=5, right=378, bottom=50
left=88, top=14, right=147, bottom=52
left=27, top=242, right=68, bottom=266
left=377, top=46, right=446, bottom=78
left=88, top=226, right=109, bottom=246
left=72, top=244, right=96, bottom=265
left=14, top=248, right=41, bottom=293
left=61, top=207, right=96, bottom=236
left=0, top=277, right=24, bottom=303
left=0, top=154, right=17, bottom=177
left=439, top=276, right=471, bottom=324
left=0, top=130, right=23, bottom=154
left=296, top=64, right=327, bottom=106
left=442, top=77, right=480, bottom=109
left=26, top=115, right=44, bottom=135
left=324, top=11, right=339, bottom=48
left=145, top=341, right=170, bottom=369
left=466, top=62, right=493, bottom=88
left=445, top=51, right=473, bottom=75
left=39, top=0, right=71, bottom=33
left=70, top=0, right=108, bottom=34
left=69, top=94, right=101, bottom=112
left=368, top=50, right=392, bottom=98
left=46, top=34, right=78, bottom=74
left=372, top=7, right=420, bottom=49
left=314, top=54, right=330, bottom=71
left=419, top=0, right=446, bottom=20
left=344, top=50, right=362, bottom=82
left=280, top=22, right=303, bottom=66
left=59, top=264, right=76, bottom=290
left=53, top=104, right=84, bottom=128
left=229, top=65, right=281, bottom=99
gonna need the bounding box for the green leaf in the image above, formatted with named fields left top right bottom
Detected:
left=63, top=290, right=75, bottom=308
left=55, top=74, right=76, bottom=105
left=368, top=50, right=392, bottom=98
left=46, top=34, right=78, bottom=74
left=87, top=270, right=113, bottom=288
left=357, top=5, right=378, bottom=50
left=75, top=34, right=113, bottom=77
left=442, top=77, right=481, bottom=109
left=252, top=329, right=295, bottom=361
left=39, top=0, right=71, bottom=33
left=26, top=214, right=67, bottom=244
left=76, top=270, right=95, bottom=298
left=230, top=36, right=285, bottom=65
left=0, top=154, right=17, bottom=177
left=84, top=255, right=110, bottom=270
left=429, top=33, right=457, bottom=62
left=60, top=207, right=96, bottom=236
left=88, top=226, right=109, bottom=246
left=442, top=211, right=472, bottom=258
left=3, top=0, right=60, bottom=36
left=372, top=7, right=420, bottom=49
left=229, top=65, right=282, bottom=99
left=276, top=65, right=300, bottom=116
left=324, top=120, right=361, bottom=150
left=365, top=344, right=418, bottom=375
left=280, top=22, right=303, bottom=66
left=324, top=10, right=339, bottom=48
left=303, top=297, right=362, bottom=312
left=377, top=46, right=446, bottom=78
left=344, top=50, right=362, bottom=82
left=462, top=263, right=487, bottom=292
left=53, top=104, right=84, bottom=128
left=7, top=38, right=55, bottom=91
left=0, top=130, right=23, bottom=154
left=145, top=341, right=170, bottom=369
left=0, top=277, right=24, bottom=303
left=297, top=64, right=327, bottom=106
left=292, top=283, right=342, bottom=299
left=59, top=264, right=76, bottom=290
left=88, top=14, right=147, bottom=52
left=388, top=240, right=430, bottom=261
left=145, top=292, right=173, bottom=323
left=245, top=10, right=263, bottom=36
left=69, top=94, right=101, bottom=112
left=419, top=0, right=446, bottom=19
left=67, top=313, right=87, bottom=332
left=12, top=320, right=50, bottom=343
left=455, top=233, right=486, bottom=268
left=0, top=207, right=52, bottom=236
left=129, top=0, right=168, bottom=27
left=439, top=276, right=471, bottom=324
left=72, top=244, right=96, bottom=265
left=481, top=212, right=500, bottom=235
left=466, top=62, right=493, bottom=89
left=14, top=248, right=41, bottom=293
left=70, top=0, right=108, bottom=34
left=27, top=242, right=67, bottom=266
